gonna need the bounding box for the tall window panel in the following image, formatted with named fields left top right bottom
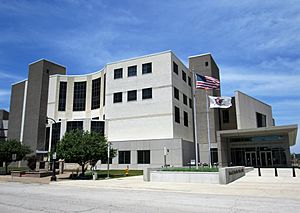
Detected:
left=182, top=70, right=187, bottom=82
left=184, top=111, right=188, bottom=127
left=51, top=123, right=61, bottom=151
left=66, top=121, right=83, bottom=132
left=90, top=121, right=105, bottom=135
left=173, top=62, right=178, bottom=75
left=137, top=150, right=150, bottom=164
left=175, top=106, right=180, bottom=123
left=91, top=78, right=101, bottom=109
left=103, top=74, right=106, bottom=106
left=58, top=82, right=67, bottom=111
left=73, top=82, right=86, bottom=111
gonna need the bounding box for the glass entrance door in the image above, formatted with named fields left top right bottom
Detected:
left=260, top=151, right=273, bottom=167
left=245, top=152, right=257, bottom=167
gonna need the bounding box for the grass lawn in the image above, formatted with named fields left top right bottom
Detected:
left=80, top=170, right=143, bottom=180
left=161, top=167, right=219, bottom=172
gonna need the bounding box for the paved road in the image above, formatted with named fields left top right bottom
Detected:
left=0, top=181, right=300, bottom=213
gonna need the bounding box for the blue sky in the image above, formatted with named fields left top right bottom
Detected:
left=0, top=0, right=299, bottom=152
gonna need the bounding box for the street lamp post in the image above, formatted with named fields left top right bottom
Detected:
left=107, top=142, right=111, bottom=179
left=47, top=116, right=57, bottom=182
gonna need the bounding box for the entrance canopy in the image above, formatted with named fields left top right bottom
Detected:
left=217, top=125, right=298, bottom=167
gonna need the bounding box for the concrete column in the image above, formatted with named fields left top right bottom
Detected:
left=59, top=160, right=64, bottom=174
left=35, top=161, right=40, bottom=171
left=45, top=161, right=49, bottom=171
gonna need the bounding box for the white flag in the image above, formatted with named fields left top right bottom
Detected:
left=209, top=96, right=232, bottom=108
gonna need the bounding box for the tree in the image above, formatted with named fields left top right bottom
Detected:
left=0, top=139, right=32, bottom=174
left=56, top=130, right=116, bottom=176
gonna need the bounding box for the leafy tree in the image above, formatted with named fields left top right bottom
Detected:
left=56, top=130, right=116, bottom=176
left=0, top=139, right=32, bottom=174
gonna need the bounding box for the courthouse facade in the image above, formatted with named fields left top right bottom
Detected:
left=8, top=51, right=297, bottom=168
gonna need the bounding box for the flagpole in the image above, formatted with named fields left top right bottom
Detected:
left=192, top=70, right=199, bottom=169
left=206, top=90, right=212, bottom=168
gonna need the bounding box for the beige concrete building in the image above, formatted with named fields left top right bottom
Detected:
left=7, top=50, right=298, bottom=168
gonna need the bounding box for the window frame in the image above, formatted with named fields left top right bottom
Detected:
left=127, top=65, right=137, bottom=77
left=113, top=92, right=123, bottom=103
left=175, top=106, right=180, bottom=123
left=142, top=88, right=152, bottom=100
left=127, top=90, right=137, bottom=102
left=114, top=68, right=123, bottom=79
left=118, top=151, right=131, bottom=164
left=137, top=150, right=150, bottom=164
left=142, top=63, right=152, bottom=74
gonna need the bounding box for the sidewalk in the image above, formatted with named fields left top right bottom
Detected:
left=51, top=168, right=300, bottom=199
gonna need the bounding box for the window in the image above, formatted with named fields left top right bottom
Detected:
left=91, top=121, right=105, bottom=135
left=256, top=112, right=266, bottom=127
left=183, top=94, right=187, bottom=105
left=127, top=90, right=137, bottom=101
left=184, top=111, right=188, bottom=127
left=137, top=150, right=150, bottom=164
left=205, top=61, right=209, bottom=67
left=113, top=92, right=122, bottom=103
left=91, top=78, right=101, bottom=109
left=103, top=74, right=106, bottom=106
left=51, top=123, right=61, bottom=151
left=189, top=98, right=192, bottom=108
left=58, top=82, right=67, bottom=111
left=188, top=76, right=191, bottom=86
left=182, top=70, right=187, bottom=82
left=114, top=68, right=123, bottom=79
left=66, top=121, right=83, bottom=132
left=223, top=110, right=229, bottom=123
left=142, top=88, right=152, bottom=99
left=173, top=62, right=178, bottom=75
left=142, top=63, right=152, bottom=74
left=128, top=65, right=137, bottom=77
left=73, top=81, right=86, bottom=111
left=119, top=151, right=131, bottom=164
left=174, top=87, right=179, bottom=100
left=211, top=148, right=218, bottom=165
left=175, top=106, right=180, bottom=123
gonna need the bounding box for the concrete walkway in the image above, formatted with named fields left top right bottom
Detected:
left=51, top=168, right=300, bottom=199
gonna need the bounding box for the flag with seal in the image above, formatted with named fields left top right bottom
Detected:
left=209, top=96, right=232, bottom=108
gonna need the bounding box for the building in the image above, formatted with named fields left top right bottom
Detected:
left=0, top=109, right=9, bottom=141
left=7, top=50, right=298, bottom=168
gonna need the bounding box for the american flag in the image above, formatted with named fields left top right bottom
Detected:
left=195, top=74, right=220, bottom=90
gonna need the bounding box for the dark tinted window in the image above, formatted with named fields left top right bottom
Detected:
left=113, top=92, right=122, bottom=103
left=91, top=121, right=105, bottom=135
left=175, top=106, right=180, bottom=123
left=103, top=74, right=106, bottom=106
left=256, top=112, right=266, bottom=127
left=127, top=90, right=137, bottom=101
left=182, top=70, right=187, bottom=82
left=174, top=87, right=179, bottom=100
left=189, top=98, right=192, bottom=108
left=114, top=68, right=123, bottom=79
left=211, top=148, right=218, bottom=165
left=58, top=82, right=67, bottom=111
left=91, top=78, right=101, bottom=109
left=223, top=110, right=229, bottom=123
left=137, top=150, right=150, bottom=164
left=205, top=61, right=209, bottom=67
left=73, top=82, right=86, bottom=111
left=142, top=63, right=152, bottom=74
left=51, top=123, right=61, bottom=151
left=128, top=65, right=137, bottom=77
left=183, top=94, right=187, bottom=105
left=119, top=151, right=131, bottom=164
left=66, top=121, right=83, bottom=132
left=184, top=111, right=188, bottom=127
left=188, top=76, right=191, bottom=86
left=142, top=88, right=152, bottom=99
left=173, top=62, right=178, bottom=75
